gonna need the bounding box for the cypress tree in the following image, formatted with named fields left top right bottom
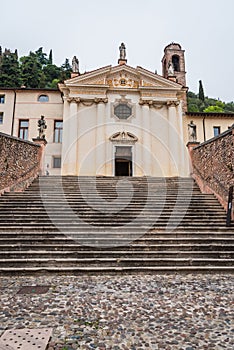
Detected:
left=198, top=80, right=205, bottom=102
left=48, top=49, right=53, bottom=64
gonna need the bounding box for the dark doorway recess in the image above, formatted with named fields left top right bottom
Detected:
left=115, top=146, right=132, bottom=176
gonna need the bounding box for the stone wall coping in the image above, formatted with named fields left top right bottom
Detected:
left=186, top=112, right=234, bottom=117
left=0, top=132, right=40, bottom=148
left=193, top=125, right=234, bottom=150
left=0, top=87, right=59, bottom=92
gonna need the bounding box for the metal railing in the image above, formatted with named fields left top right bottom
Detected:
left=226, top=186, right=233, bottom=227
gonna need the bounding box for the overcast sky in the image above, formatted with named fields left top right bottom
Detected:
left=1, top=0, right=234, bottom=101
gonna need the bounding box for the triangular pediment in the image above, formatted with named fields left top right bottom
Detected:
left=63, top=64, right=182, bottom=90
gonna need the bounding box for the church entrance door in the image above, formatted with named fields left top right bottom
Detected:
left=115, top=146, right=132, bottom=176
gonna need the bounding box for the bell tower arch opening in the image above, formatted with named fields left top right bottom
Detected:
left=161, top=42, right=186, bottom=87
left=172, top=55, right=180, bottom=72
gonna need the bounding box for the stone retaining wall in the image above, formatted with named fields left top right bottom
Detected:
left=189, top=125, right=234, bottom=209
left=0, top=132, right=41, bottom=194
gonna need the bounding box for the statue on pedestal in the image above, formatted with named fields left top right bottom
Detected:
left=188, top=120, right=197, bottom=142
left=38, top=115, right=47, bottom=139
left=119, top=43, right=126, bottom=60
left=72, top=56, right=79, bottom=73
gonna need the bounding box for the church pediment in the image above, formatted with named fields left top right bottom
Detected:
left=62, top=64, right=183, bottom=91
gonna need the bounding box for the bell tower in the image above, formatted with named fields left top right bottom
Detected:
left=162, top=43, right=186, bottom=87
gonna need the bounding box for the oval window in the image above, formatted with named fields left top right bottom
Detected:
left=38, top=94, right=49, bottom=102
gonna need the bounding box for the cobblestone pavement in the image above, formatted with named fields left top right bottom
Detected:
left=0, top=274, right=233, bottom=350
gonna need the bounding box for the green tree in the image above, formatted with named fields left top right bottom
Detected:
left=198, top=80, right=205, bottom=102
left=43, top=64, right=61, bottom=87
left=20, top=52, right=42, bottom=88
left=0, top=49, right=21, bottom=87
left=204, top=101, right=224, bottom=113
left=49, top=78, right=60, bottom=89
left=224, top=101, right=234, bottom=113
left=39, top=72, right=46, bottom=88
left=60, top=58, right=72, bottom=80
left=35, top=47, right=48, bottom=66
left=48, top=49, right=53, bottom=64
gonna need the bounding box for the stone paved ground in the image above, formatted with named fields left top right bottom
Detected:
left=0, top=274, right=233, bottom=350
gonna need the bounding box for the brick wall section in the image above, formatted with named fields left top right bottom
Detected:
left=190, top=126, right=234, bottom=209
left=0, top=132, right=41, bottom=194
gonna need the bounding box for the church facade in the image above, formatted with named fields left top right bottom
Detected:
left=0, top=43, right=233, bottom=176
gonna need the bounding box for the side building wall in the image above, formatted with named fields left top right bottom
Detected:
left=0, top=88, right=63, bottom=175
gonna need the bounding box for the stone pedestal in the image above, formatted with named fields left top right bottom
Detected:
left=71, top=72, right=80, bottom=79
left=186, top=141, right=200, bottom=155
left=32, top=138, right=47, bottom=175
left=186, top=141, right=200, bottom=174
left=118, top=59, right=127, bottom=65
left=168, top=75, right=177, bottom=82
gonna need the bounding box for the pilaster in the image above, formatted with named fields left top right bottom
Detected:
left=96, top=100, right=107, bottom=175
left=141, top=103, right=152, bottom=176
left=62, top=98, right=80, bottom=175
left=167, top=101, right=181, bottom=176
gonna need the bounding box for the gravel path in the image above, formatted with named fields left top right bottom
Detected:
left=0, top=274, right=233, bottom=349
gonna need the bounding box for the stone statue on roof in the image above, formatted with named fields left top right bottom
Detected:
left=72, top=56, right=79, bottom=73
left=119, top=43, right=126, bottom=60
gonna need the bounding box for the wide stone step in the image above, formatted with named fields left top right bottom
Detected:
left=1, top=266, right=233, bottom=274
left=0, top=257, right=233, bottom=268
left=1, top=251, right=233, bottom=260
left=0, top=237, right=233, bottom=246
left=0, top=243, right=233, bottom=251
left=0, top=175, right=232, bottom=273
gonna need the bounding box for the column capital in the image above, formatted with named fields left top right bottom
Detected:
left=94, top=97, right=108, bottom=104
left=167, top=100, right=180, bottom=107
left=139, top=99, right=153, bottom=106
left=67, top=97, right=81, bottom=104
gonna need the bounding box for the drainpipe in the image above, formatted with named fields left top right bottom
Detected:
left=202, top=115, right=206, bottom=142
left=11, top=89, right=16, bottom=136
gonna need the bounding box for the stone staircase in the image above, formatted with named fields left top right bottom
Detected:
left=0, top=176, right=233, bottom=274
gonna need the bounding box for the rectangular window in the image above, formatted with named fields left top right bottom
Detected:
left=18, top=119, right=29, bottom=140
left=213, top=126, right=220, bottom=137
left=0, top=95, right=5, bottom=104
left=54, top=120, right=63, bottom=143
left=53, top=156, right=61, bottom=168
left=0, top=112, right=3, bottom=124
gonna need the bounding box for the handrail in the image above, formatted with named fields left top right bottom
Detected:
left=226, top=186, right=233, bottom=227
